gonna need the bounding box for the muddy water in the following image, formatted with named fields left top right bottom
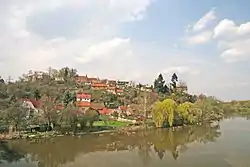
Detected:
left=1, top=117, right=250, bottom=167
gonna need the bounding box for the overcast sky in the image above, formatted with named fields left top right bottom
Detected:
left=1, top=0, right=250, bottom=100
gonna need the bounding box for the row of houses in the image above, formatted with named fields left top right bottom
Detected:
left=22, top=92, right=131, bottom=117
left=76, top=75, right=153, bottom=93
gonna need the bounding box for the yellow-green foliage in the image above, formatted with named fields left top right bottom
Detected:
left=177, top=102, right=202, bottom=124
left=152, top=99, right=205, bottom=127
left=161, top=99, right=177, bottom=127
left=152, top=99, right=177, bottom=127
left=152, top=101, right=165, bottom=128
left=177, top=102, right=192, bottom=120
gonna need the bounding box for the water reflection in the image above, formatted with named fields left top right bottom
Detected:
left=0, top=141, right=25, bottom=164
left=5, top=123, right=221, bottom=167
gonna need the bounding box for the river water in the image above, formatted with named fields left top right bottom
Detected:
left=1, top=117, right=250, bottom=167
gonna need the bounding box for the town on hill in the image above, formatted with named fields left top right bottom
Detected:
left=0, top=67, right=249, bottom=139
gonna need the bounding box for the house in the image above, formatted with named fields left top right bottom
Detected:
left=118, top=105, right=132, bottom=116
left=107, top=80, right=117, bottom=87
left=140, top=84, right=153, bottom=92
left=22, top=98, right=41, bottom=108
left=176, top=81, right=188, bottom=93
left=27, top=71, right=47, bottom=81
left=88, top=77, right=99, bottom=84
left=107, top=87, right=116, bottom=94
left=91, top=83, right=107, bottom=90
left=176, top=85, right=188, bottom=93
left=117, top=80, right=129, bottom=88
left=116, top=89, right=124, bottom=95
left=76, top=93, right=92, bottom=107
left=75, top=75, right=88, bottom=84
left=119, top=105, right=127, bottom=111
left=99, top=108, right=114, bottom=115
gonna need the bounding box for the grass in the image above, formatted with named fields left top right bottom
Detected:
left=93, top=120, right=129, bottom=127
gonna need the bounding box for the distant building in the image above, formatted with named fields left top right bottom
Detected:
left=116, top=89, right=124, bottom=95
left=176, top=81, right=188, bottom=93
left=76, top=93, right=92, bottom=107
left=88, top=77, right=99, bottom=84
left=176, top=85, right=188, bottom=93
left=99, top=108, right=114, bottom=115
left=107, top=87, right=117, bottom=94
left=117, top=80, right=129, bottom=88
left=107, top=80, right=117, bottom=87
left=91, top=83, right=107, bottom=90
left=139, top=84, right=153, bottom=92
left=75, top=75, right=89, bottom=84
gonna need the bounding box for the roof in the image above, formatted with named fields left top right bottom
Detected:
left=75, top=76, right=88, bottom=82
left=100, top=79, right=108, bottom=83
left=88, top=78, right=98, bottom=83
left=55, top=104, right=64, bottom=110
left=116, top=89, right=124, bottom=93
left=99, top=108, right=113, bottom=115
left=117, top=81, right=129, bottom=84
left=91, top=83, right=107, bottom=87
left=119, top=106, right=127, bottom=111
left=76, top=101, right=91, bottom=107
left=108, top=80, right=116, bottom=84
left=22, top=98, right=41, bottom=108
left=76, top=93, right=92, bottom=99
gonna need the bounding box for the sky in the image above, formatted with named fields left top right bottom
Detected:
left=0, top=0, right=250, bottom=101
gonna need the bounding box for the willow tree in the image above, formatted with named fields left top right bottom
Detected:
left=152, top=99, right=177, bottom=128
left=152, top=101, right=165, bottom=128
left=177, top=102, right=203, bottom=124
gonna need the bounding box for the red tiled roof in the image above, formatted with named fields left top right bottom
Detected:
left=119, top=106, right=127, bottom=111
left=99, top=108, right=113, bottom=115
left=55, top=104, right=64, bottom=110
left=88, top=78, right=98, bottom=82
left=91, top=83, right=107, bottom=87
left=22, top=98, right=41, bottom=108
left=116, top=89, right=124, bottom=93
left=75, top=76, right=88, bottom=82
left=76, top=93, right=92, bottom=99
left=76, top=101, right=91, bottom=107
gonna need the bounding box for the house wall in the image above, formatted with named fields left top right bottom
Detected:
left=76, top=98, right=91, bottom=102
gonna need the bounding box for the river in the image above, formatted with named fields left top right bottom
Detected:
left=1, top=117, right=250, bottom=167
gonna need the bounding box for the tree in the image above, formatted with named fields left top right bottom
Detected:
left=170, top=73, right=178, bottom=92
left=154, top=74, right=170, bottom=94
left=152, top=99, right=177, bottom=128
left=63, top=91, right=73, bottom=107
left=3, top=102, right=27, bottom=133
left=39, top=86, right=60, bottom=130
left=33, top=89, right=41, bottom=100
left=0, top=77, right=4, bottom=84
left=176, top=102, right=202, bottom=124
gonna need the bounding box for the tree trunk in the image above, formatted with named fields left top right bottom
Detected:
left=9, top=125, right=14, bottom=135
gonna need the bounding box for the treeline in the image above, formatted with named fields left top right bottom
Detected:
left=151, top=96, right=224, bottom=128
left=0, top=67, right=99, bottom=134
left=0, top=67, right=249, bottom=135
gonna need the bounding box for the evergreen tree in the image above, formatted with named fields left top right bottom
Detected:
left=154, top=74, right=165, bottom=93
left=162, top=84, right=170, bottom=94
left=154, top=74, right=171, bottom=94
left=63, top=91, right=72, bottom=107
left=171, top=73, right=178, bottom=92
left=33, top=89, right=41, bottom=100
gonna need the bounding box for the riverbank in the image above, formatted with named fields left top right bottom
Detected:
left=0, top=124, right=146, bottom=141
left=0, top=119, right=222, bottom=141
